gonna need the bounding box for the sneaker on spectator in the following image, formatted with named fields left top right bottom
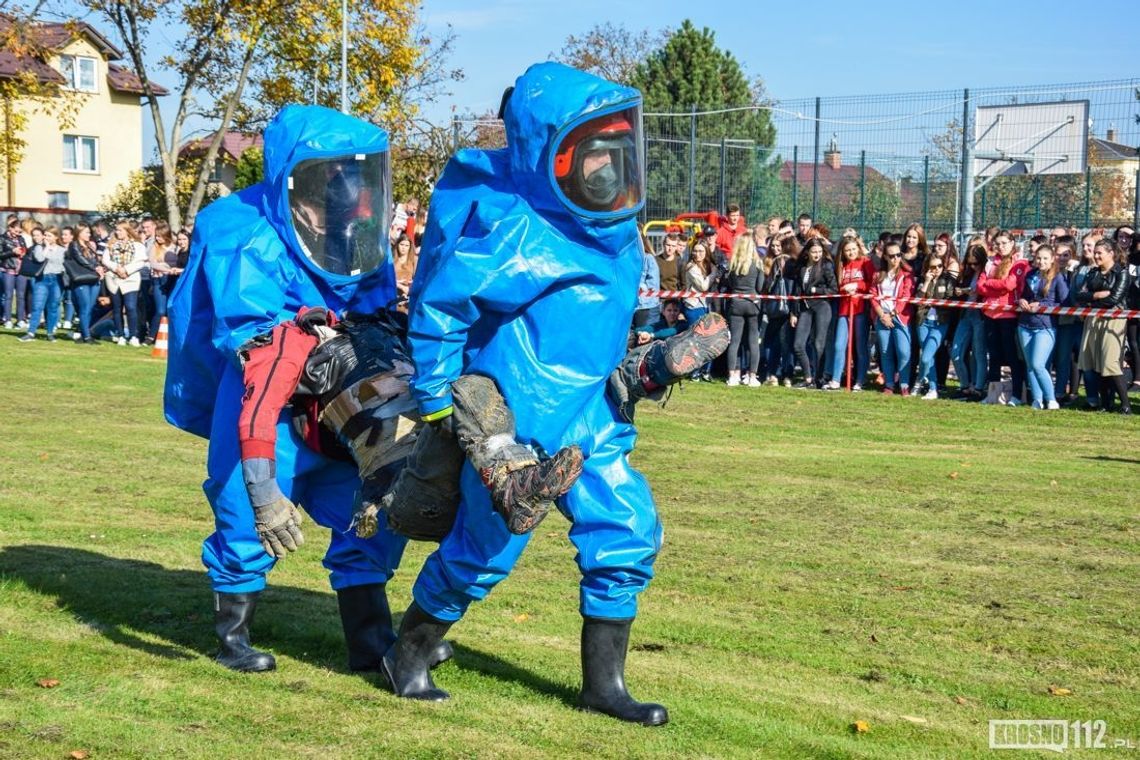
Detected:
left=726, top=371, right=740, bottom=387
left=128, top=336, right=141, bottom=347
left=822, top=380, right=841, bottom=390
left=17, top=333, right=34, bottom=342
left=781, top=378, right=792, bottom=388
left=852, top=383, right=863, bottom=392
left=1031, top=400, right=1043, bottom=410
left=900, top=385, right=910, bottom=398
left=61, top=320, right=73, bottom=330
left=882, top=387, right=894, bottom=396
left=17, top=320, right=28, bottom=330
left=1006, top=397, right=1021, bottom=407
left=72, top=332, right=81, bottom=341
left=116, top=336, right=127, bottom=346
left=46, top=334, right=56, bottom=342
left=2, top=320, right=11, bottom=329
left=764, top=376, right=778, bottom=387
left=922, top=388, right=938, bottom=400
left=1046, top=400, right=1061, bottom=410
left=794, top=379, right=815, bottom=390
left=744, top=374, right=762, bottom=388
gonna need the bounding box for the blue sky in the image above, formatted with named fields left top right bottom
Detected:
left=421, top=0, right=1137, bottom=120
left=105, top=0, right=1137, bottom=158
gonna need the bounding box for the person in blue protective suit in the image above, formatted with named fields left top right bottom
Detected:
left=382, top=62, right=677, bottom=726
left=163, top=104, right=445, bottom=675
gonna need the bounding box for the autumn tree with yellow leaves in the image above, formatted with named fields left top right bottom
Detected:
left=86, top=0, right=459, bottom=228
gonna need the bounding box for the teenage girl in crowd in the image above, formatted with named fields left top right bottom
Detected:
left=1017, top=245, right=1069, bottom=410
left=977, top=230, right=1028, bottom=405
left=871, top=241, right=914, bottom=396
left=789, top=237, right=837, bottom=389
left=723, top=235, right=765, bottom=387
left=825, top=235, right=875, bottom=390
left=913, top=252, right=956, bottom=399
left=682, top=240, right=718, bottom=380
left=1076, top=239, right=1130, bottom=414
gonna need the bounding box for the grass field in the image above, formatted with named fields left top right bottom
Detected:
left=1, top=334, right=1138, bottom=759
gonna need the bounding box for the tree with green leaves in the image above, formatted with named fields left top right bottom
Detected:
left=630, top=20, right=776, bottom=220
left=232, top=147, right=263, bottom=192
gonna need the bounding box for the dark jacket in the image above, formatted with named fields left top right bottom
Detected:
left=723, top=260, right=765, bottom=316
left=1074, top=265, right=1128, bottom=310
left=791, top=258, right=837, bottom=316
left=0, top=229, right=24, bottom=271
left=914, top=272, right=956, bottom=324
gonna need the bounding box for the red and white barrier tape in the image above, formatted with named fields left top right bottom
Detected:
left=640, top=289, right=1140, bottom=320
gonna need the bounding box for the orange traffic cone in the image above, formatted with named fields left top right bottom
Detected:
left=152, top=317, right=169, bottom=359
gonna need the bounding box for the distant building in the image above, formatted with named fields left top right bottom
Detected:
left=1089, top=125, right=1138, bottom=197
left=0, top=16, right=166, bottom=213
left=179, top=131, right=264, bottom=197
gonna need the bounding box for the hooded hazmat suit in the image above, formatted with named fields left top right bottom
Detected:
left=164, top=104, right=408, bottom=595
left=405, top=62, right=663, bottom=623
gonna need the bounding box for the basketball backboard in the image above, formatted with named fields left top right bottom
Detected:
left=973, top=100, right=1089, bottom=177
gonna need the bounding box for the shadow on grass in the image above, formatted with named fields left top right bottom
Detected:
left=0, top=544, right=578, bottom=706
left=1081, top=455, right=1140, bottom=465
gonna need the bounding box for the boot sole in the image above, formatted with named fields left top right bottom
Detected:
left=663, top=314, right=729, bottom=377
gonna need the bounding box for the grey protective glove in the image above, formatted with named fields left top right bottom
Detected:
left=242, top=457, right=305, bottom=559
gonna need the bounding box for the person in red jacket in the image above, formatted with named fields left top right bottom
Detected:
left=977, top=230, right=1029, bottom=405
left=825, top=235, right=877, bottom=390
left=714, top=202, right=747, bottom=260
left=871, top=241, right=915, bottom=395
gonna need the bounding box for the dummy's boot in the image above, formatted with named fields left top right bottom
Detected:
left=578, top=617, right=668, bottom=726
left=214, top=592, right=276, bottom=673
left=482, top=445, right=584, bottom=534
left=608, top=313, right=730, bottom=421
left=338, top=584, right=453, bottom=672
left=381, top=602, right=454, bottom=701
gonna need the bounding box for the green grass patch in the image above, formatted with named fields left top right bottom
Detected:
left=1, top=333, right=1138, bottom=758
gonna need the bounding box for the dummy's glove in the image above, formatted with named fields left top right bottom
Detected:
left=242, top=457, right=305, bottom=559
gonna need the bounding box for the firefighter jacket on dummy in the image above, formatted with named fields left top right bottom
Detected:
left=163, top=104, right=409, bottom=595
left=405, top=62, right=663, bottom=623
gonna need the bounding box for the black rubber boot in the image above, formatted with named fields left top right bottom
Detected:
left=381, top=602, right=454, bottom=701
left=338, top=584, right=454, bottom=672
left=579, top=617, right=668, bottom=726
left=214, top=591, right=276, bottom=673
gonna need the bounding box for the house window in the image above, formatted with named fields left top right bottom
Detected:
left=59, top=54, right=98, bottom=92
left=63, top=135, right=98, bottom=173
left=46, top=191, right=69, bottom=209
left=208, top=157, right=224, bottom=183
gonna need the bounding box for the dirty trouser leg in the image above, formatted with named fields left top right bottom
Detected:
left=382, top=374, right=535, bottom=542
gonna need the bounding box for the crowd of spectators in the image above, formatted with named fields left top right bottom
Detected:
left=0, top=197, right=425, bottom=345
left=1, top=214, right=191, bottom=346
left=636, top=205, right=1140, bottom=414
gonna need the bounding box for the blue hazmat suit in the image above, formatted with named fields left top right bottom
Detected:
left=407, top=62, right=663, bottom=622
left=164, top=104, right=407, bottom=593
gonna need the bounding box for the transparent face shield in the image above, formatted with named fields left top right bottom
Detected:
left=287, top=152, right=391, bottom=277
left=552, top=105, right=644, bottom=217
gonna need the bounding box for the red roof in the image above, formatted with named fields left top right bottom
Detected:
left=779, top=161, right=888, bottom=186
left=181, top=131, right=264, bottom=162
left=0, top=16, right=165, bottom=96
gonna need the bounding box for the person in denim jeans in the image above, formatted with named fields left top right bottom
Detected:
left=101, top=222, right=148, bottom=346
left=871, top=242, right=914, bottom=395
left=1016, top=245, right=1069, bottom=409
left=66, top=224, right=105, bottom=343
left=951, top=244, right=989, bottom=400
left=18, top=227, right=65, bottom=342
left=913, top=253, right=956, bottom=399
left=825, top=236, right=875, bottom=390
left=1052, top=238, right=1084, bottom=404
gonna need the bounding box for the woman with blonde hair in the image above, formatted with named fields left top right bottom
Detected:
left=722, top=234, right=765, bottom=386
left=101, top=221, right=148, bottom=346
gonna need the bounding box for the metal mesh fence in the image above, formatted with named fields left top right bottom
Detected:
left=450, top=78, right=1139, bottom=239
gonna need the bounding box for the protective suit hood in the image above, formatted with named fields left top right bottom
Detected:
left=502, top=62, right=643, bottom=241
left=261, top=104, right=391, bottom=282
